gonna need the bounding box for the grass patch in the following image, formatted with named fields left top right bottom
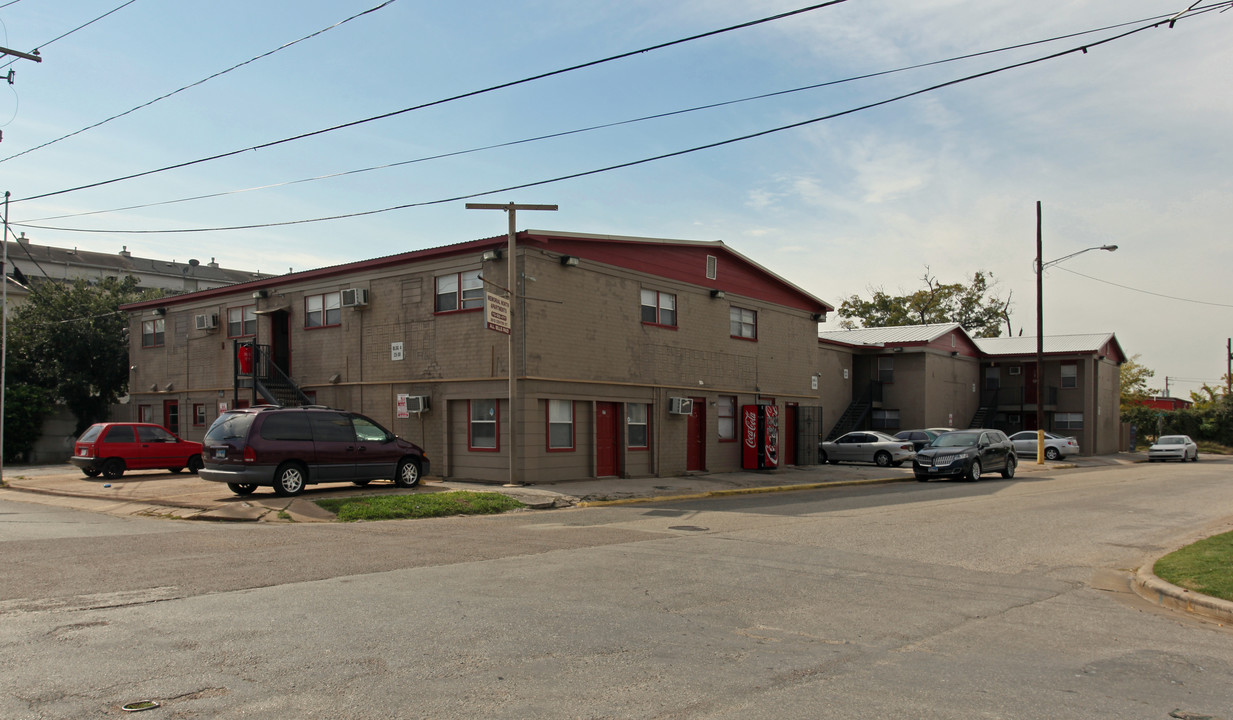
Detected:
left=1154, top=530, right=1233, bottom=602
left=315, top=491, right=524, bottom=522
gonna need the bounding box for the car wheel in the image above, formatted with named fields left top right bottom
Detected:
left=352, top=479, right=373, bottom=487
left=394, top=458, right=422, bottom=488
left=101, top=458, right=125, bottom=479
left=272, top=463, right=307, bottom=497
left=1192, top=452, right=1200, bottom=462
left=1044, top=447, right=1061, bottom=461
left=874, top=451, right=892, bottom=467
left=82, top=468, right=101, bottom=478
left=227, top=483, right=258, bottom=496
left=818, top=451, right=828, bottom=464
left=188, top=455, right=204, bottom=474
left=1001, top=456, right=1017, bottom=479
left=966, top=459, right=982, bottom=482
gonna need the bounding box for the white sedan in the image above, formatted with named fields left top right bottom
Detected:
left=1008, top=431, right=1080, bottom=461
left=1147, top=435, right=1199, bottom=462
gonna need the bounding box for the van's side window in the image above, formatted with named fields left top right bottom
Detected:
left=260, top=412, right=313, bottom=441
left=309, top=412, right=355, bottom=442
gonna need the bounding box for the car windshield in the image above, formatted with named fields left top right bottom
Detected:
left=932, top=432, right=979, bottom=448
left=204, top=413, right=256, bottom=442
left=1157, top=437, right=1186, bottom=445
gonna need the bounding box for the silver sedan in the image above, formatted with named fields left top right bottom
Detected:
left=1008, top=431, right=1080, bottom=461
left=820, top=431, right=915, bottom=467
left=1147, top=435, right=1198, bottom=462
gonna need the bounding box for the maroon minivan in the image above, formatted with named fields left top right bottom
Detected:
left=70, top=422, right=204, bottom=479
left=200, top=406, right=429, bottom=496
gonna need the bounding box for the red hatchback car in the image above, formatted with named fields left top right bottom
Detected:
left=70, top=422, right=204, bottom=479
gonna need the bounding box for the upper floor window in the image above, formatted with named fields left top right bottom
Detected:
left=1055, top=412, right=1083, bottom=430
left=879, top=356, right=894, bottom=383
left=729, top=307, right=756, bottom=340
left=547, top=399, right=575, bottom=451
left=228, top=305, right=256, bottom=338
left=436, top=270, right=484, bottom=313
left=142, top=318, right=165, bottom=348
left=640, top=289, right=676, bottom=327
left=1061, top=363, right=1077, bottom=389
left=305, top=292, right=341, bottom=328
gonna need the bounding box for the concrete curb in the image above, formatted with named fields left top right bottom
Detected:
left=1132, top=556, right=1233, bottom=626
left=576, top=476, right=906, bottom=507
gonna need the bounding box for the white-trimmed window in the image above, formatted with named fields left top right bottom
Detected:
left=193, top=403, right=207, bottom=427
left=1055, top=412, right=1083, bottom=430
left=547, top=400, right=575, bottom=451
left=729, top=307, right=756, bottom=340
left=436, top=270, right=484, bottom=313
left=627, top=403, right=649, bottom=449
left=142, top=318, right=165, bottom=348
left=305, top=292, right=341, bottom=328
left=227, top=305, right=256, bottom=338
left=640, top=289, right=676, bottom=327
left=872, top=409, right=899, bottom=430
left=718, top=395, right=737, bottom=441
left=469, top=399, right=498, bottom=450
left=1061, top=363, right=1078, bottom=389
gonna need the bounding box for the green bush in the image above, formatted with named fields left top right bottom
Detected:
left=3, top=384, right=54, bottom=463
left=315, top=491, right=524, bottom=522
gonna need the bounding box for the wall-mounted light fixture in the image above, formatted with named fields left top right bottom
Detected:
left=152, top=307, right=166, bottom=316
left=950, top=351, right=959, bottom=357
left=811, top=312, right=823, bottom=321
left=560, top=255, right=579, bottom=267
left=481, top=249, right=503, bottom=262
left=709, top=289, right=725, bottom=299
left=252, top=289, right=269, bottom=299
left=892, top=347, right=904, bottom=353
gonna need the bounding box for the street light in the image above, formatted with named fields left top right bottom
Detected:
left=1034, top=201, right=1118, bottom=464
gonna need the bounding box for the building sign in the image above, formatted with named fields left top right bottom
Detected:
left=391, top=341, right=404, bottom=361
left=485, top=291, right=511, bottom=334
left=396, top=393, right=410, bottom=419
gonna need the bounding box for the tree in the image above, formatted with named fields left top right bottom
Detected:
left=837, top=268, right=1011, bottom=338
left=7, top=277, right=157, bottom=436
left=1119, top=354, right=1159, bottom=412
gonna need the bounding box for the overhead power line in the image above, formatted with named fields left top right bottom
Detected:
left=0, top=0, right=400, bottom=164
left=14, top=12, right=1202, bottom=236
left=9, top=0, right=852, bottom=204
left=1054, top=266, right=1233, bottom=308
left=19, top=8, right=1183, bottom=224
left=0, top=0, right=139, bottom=71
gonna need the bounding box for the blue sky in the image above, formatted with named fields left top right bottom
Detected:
left=2, top=0, right=1231, bottom=395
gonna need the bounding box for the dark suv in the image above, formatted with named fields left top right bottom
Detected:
left=200, top=406, right=430, bottom=497
left=912, top=429, right=1016, bottom=482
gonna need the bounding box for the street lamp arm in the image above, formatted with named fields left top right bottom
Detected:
left=1039, top=244, right=1118, bottom=272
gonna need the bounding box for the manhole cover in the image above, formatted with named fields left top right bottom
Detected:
left=668, top=525, right=709, bottom=532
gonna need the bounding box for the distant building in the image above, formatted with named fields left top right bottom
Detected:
left=3, top=234, right=273, bottom=304
left=1139, top=396, right=1193, bottom=412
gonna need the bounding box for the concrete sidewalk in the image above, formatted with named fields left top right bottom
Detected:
left=0, top=453, right=1131, bottom=523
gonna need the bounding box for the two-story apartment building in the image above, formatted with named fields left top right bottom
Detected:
left=122, top=231, right=837, bottom=482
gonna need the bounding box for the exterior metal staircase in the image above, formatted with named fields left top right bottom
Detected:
left=234, top=341, right=312, bottom=407
left=825, top=382, right=881, bottom=440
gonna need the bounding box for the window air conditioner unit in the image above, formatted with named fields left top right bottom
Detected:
left=341, top=288, right=369, bottom=308
left=194, top=313, right=218, bottom=331
left=406, top=395, right=430, bottom=414
left=1009, top=366, right=1022, bottom=376
left=668, top=397, right=693, bottom=415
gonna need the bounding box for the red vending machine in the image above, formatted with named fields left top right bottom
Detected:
left=741, top=404, right=780, bottom=470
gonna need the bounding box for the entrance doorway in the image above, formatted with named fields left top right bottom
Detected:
left=686, top=397, right=706, bottom=472
left=271, top=310, right=291, bottom=374
left=596, top=402, right=620, bottom=477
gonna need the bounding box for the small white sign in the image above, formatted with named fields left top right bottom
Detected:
left=396, top=394, right=410, bottom=419
left=391, top=341, right=404, bottom=361
left=811, top=375, right=818, bottom=390
left=486, top=291, right=511, bottom=334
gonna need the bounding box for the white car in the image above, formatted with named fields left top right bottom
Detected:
left=1147, top=435, right=1198, bottom=462
left=1008, top=431, right=1080, bottom=461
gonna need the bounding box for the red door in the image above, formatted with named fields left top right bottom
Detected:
left=596, top=402, right=619, bottom=477
left=163, top=400, right=180, bottom=435
left=783, top=403, right=797, bottom=466
left=686, top=397, right=706, bottom=472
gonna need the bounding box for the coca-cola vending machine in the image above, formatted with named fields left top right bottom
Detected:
left=741, top=404, right=779, bottom=470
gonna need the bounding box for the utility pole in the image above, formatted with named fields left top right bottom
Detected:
left=465, top=202, right=557, bottom=487
left=1226, top=338, right=1231, bottom=396
left=1035, top=201, right=1045, bottom=464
